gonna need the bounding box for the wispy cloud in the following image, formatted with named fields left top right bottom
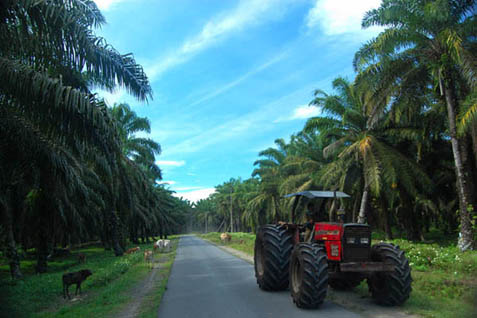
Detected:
left=156, top=180, right=176, bottom=185
left=306, top=0, right=382, bottom=36
left=145, top=0, right=289, bottom=79
left=189, top=52, right=287, bottom=107
left=274, top=104, right=320, bottom=123
left=172, top=188, right=216, bottom=202
left=155, top=160, right=186, bottom=167
left=174, top=186, right=204, bottom=191
left=163, top=82, right=325, bottom=156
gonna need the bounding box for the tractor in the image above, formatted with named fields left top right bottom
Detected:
left=254, top=191, right=412, bottom=309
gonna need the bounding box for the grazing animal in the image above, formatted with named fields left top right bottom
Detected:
left=153, top=239, right=164, bottom=252
left=78, top=253, right=86, bottom=264
left=62, top=269, right=93, bottom=299
left=125, top=246, right=140, bottom=254
left=220, top=233, right=231, bottom=243
left=144, top=250, right=153, bottom=268
left=163, top=240, right=171, bottom=253
left=144, top=250, right=153, bottom=262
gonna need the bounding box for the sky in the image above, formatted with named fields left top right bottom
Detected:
left=92, top=0, right=382, bottom=202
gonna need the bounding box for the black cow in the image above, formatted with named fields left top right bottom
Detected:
left=62, top=269, right=93, bottom=299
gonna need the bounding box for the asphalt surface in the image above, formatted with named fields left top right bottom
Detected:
left=157, top=235, right=361, bottom=318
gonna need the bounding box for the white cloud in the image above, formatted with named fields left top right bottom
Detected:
left=306, top=0, right=382, bottom=35
left=145, top=0, right=289, bottom=79
left=156, top=180, right=176, bottom=185
left=274, top=104, right=320, bottom=123
left=94, top=89, right=127, bottom=106
left=174, top=186, right=203, bottom=191
left=173, top=188, right=216, bottom=202
left=93, top=0, right=126, bottom=10
left=290, top=104, right=320, bottom=120
left=155, top=160, right=186, bottom=167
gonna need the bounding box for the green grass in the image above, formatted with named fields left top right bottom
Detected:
left=200, top=231, right=477, bottom=318
left=199, top=232, right=255, bottom=255
left=136, top=240, right=178, bottom=318
left=0, top=238, right=179, bottom=318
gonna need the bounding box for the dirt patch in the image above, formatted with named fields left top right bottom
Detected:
left=198, top=236, right=420, bottom=318
left=114, top=258, right=162, bottom=318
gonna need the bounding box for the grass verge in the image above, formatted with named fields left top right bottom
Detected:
left=199, top=231, right=477, bottom=318
left=136, top=239, right=178, bottom=318
left=0, top=237, right=179, bottom=318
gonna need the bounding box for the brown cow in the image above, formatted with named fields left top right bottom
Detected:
left=220, top=233, right=231, bottom=243
left=125, top=246, right=140, bottom=254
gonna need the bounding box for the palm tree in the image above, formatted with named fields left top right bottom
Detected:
left=305, top=77, right=430, bottom=226
left=250, top=139, right=290, bottom=223
left=354, top=0, right=476, bottom=250
left=0, top=0, right=152, bottom=273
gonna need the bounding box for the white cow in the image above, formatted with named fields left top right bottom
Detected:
left=163, top=240, right=171, bottom=253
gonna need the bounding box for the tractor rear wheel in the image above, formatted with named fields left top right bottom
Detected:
left=254, top=224, right=293, bottom=291
left=367, top=243, right=412, bottom=306
left=328, top=273, right=363, bottom=290
left=289, top=243, right=328, bottom=309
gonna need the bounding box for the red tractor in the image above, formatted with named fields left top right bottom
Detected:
left=254, top=191, right=412, bottom=309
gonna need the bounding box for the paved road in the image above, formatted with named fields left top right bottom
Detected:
left=157, top=235, right=361, bottom=318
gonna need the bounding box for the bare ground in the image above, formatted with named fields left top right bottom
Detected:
left=114, top=256, right=167, bottom=318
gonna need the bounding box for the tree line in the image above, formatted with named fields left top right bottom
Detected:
left=192, top=0, right=477, bottom=251
left=0, top=0, right=192, bottom=279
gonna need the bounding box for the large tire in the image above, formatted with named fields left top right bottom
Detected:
left=328, top=273, right=363, bottom=290
left=289, top=243, right=328, bottom=309
left=367, top=243, right=412, bottom=306
left=254, top=225, right=293, bottom=291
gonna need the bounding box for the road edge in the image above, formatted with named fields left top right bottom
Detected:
left=196, top=235, right=254, bottom=264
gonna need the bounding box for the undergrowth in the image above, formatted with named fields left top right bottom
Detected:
left=0, top=240, right=177, bottom=318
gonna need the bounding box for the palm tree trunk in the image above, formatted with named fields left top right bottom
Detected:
left=358, top=182, right=369, bottom=224
left=471, top=122, right=477, bottom=170
left=109, top=210, right=124, bottom=256
left=352, top=193, right=360, bottom=223
left=3, top=198, right=23, bottom=279
left=380, top=197, right=393, bottom=240
left=443, top=80, right=475, bottom=251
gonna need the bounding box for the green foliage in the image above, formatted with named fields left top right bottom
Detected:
left=379, top=239, right=477, bottom=274
left=199, top=232, right=255, bottom=255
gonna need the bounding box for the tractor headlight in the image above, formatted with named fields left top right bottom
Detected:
left=360, top=237, right=369, bottom=244
left=331, top=244, right=339, bottom=257
left=346, top=237, right=356, bottom=244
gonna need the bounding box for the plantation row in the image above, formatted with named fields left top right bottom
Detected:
left=192, top=0, right=477, bottom=250
left=0, top=1, right=192, bottom=278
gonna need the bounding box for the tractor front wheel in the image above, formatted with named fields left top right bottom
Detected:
left=289, top=243, right=328, bottom=309
left=254, top=224, right=293, bottom=291
left=367, top=243, right=412, bottom=306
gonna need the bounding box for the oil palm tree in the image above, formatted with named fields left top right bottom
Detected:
left=305, top=77, right=430, bottom=224
left=0, top=0, right=152, bottom=273
left=354, top=0, right=476, bottom=249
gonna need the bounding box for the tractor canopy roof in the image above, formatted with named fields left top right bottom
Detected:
left=284, top=191, right=350, bottom=199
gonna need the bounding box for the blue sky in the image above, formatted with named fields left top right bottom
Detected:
left=93, top=0, right=382, bottom=201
